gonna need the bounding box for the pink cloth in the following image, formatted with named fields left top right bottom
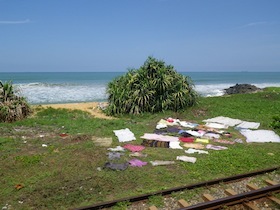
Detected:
left=140, top=133, right=179, bottom=142
left=129, top=159, right=147, bottom=167
left=213, top=139, right=235, bottom=145
left=124, top=144, right=145, bottom=152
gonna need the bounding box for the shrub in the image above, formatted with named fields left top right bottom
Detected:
left=106, top=56, right=198, bottom=115
left=0, top=81, right=32, bottom=122
left=270, top=116, right=280, bottom=130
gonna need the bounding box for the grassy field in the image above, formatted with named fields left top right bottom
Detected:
left=1, top=87, right=280, bottom=209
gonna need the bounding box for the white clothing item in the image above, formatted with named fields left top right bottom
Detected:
left=203, top=133, right=220, bottom=139
left=235, top=121, right=260, bottom=129
left=205, top=122, right=228, bottom=129
left=141, top=133, right=179, bottom=142
left=150, top=160, right=175, bottom=166
left=239, top=129, right=280, bottom=143
left=179, top=121, right=198, bottom=128
left=185, top=130, right=204, bottom=137
left=176, top=156, right=197, bottom=163
left=169, top=142, right=183, bottom=149
left=156, top=123, right=167, bottom=129
left=203, top=116, right=243, bottom=127
left=113, top=128, right=136, bottom=142
left=185, top=148, right=209, bottom=154
left=107, top=146, right=125, bottom=152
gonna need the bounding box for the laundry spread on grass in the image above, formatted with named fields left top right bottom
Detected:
left=239, top=129, right=280, bottom=143
left=203, top=116, right=260, bottom=129
left=150, top=160, right=176, bottom=166
left=123, top=144, right=145, bottom=152
left=128, top=159, right=147, bottom=167
left=185, top=148, right=209, bottom=154
left=102, top=116, right=279, bottom=171
left=113, top=128, right=136, bottom=142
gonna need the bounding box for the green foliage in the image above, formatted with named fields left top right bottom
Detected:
left=14, top=154, right=42, bottom=166
left=112, top=201, right=131, bottom=210
left=106, top=56, right=198, bottom=115
left=148, top=195, right=164, bottom=207
left=270, top=115, right=280, bottom=130
left=0, top=81, right=32, bottom=122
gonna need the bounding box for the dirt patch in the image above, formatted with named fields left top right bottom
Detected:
left=192, top=108, right=208, bottom=117
left=92, top=136, right=112, bottom=147
left=36, top=102, right=114, bottom=120
left=70, top=134, right=91, bottom=143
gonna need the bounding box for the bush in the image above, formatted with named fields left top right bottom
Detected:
left=106, top=56, right=198, bottom=115
left=270, top=116, right=280, bottom=130
left=0, top=81, right=32, bottom=122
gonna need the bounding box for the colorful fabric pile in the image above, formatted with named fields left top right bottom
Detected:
left=102, top=116, right=279, bottom=171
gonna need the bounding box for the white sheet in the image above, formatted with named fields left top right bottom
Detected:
left=113, top=128, right=136, bottom=142
left=240, top=129, right=280, bottom=143
left=235, top=121, right=260, bottom=129
left=205, top=122, right=228, bottom=129
left=203, top=116, right=243, bottom=127
left=176, top=156, right=197, bottom=163
left=169, top=142, right=183, bottom=149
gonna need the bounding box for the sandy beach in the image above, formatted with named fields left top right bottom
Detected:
left=37, top=102, right=113, bottom=119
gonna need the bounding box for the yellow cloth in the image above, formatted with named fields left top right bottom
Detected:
left=195, top=138, right=209, bottom=144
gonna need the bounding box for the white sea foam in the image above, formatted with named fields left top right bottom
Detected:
left=15, top=81, right=280, bottom=104
left=195, top=84, right=229, bottom=97
left=195, top=83, right=280, bottom=97
left=16, top=83, right=107, bottom=104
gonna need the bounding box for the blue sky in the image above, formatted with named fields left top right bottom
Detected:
left=1, top=0, right=280, bottom=72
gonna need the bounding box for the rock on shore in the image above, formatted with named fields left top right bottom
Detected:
left=224, top=84, right=262, bottom=95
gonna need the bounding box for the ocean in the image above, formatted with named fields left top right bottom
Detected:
left=1, top=72, right=280, bottom=104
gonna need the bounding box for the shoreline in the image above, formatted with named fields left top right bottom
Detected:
left=34, top=101, right=113, bottom=119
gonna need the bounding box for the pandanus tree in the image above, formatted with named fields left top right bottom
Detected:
left=0, top=81, right=32, bottom=122
left=106, top=56, right=198, bottom=115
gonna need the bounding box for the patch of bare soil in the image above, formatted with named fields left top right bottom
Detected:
left=36, top=102, right=114, bottom=119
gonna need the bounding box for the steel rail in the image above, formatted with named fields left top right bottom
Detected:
left=73, top=166, right=279, bottom=210
left=179, top=184, right=280, bottom=210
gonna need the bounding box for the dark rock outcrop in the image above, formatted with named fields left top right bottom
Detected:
left=224, top=84, right=262, bottom=95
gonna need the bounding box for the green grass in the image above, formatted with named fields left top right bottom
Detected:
left=0, top=87, right=280, bottom=209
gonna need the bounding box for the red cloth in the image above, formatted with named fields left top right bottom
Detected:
left=124, top=144, right=145, bottom=152
left=167, top=118, right=174, bottom=122
left=179, top=137, right=195, bottom=143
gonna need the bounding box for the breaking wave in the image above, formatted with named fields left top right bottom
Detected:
left=16, top=81, right=280, bottom=104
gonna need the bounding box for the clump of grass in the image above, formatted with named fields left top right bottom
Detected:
left=14, top=155, right=42, bottom=166
left=112, top=201, right=131, bottom=210
left=270, top=115, right=280, bottom=132
left=148, top=195, right=164, bottom=207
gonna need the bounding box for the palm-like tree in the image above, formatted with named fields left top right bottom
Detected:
left=0, top=81, right=32, bottom=122
left=106, top=56, right=198, bottom=115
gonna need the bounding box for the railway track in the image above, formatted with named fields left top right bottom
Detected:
left=74, top=166, right=280, bottom=210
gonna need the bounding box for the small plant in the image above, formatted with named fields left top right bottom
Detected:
left=148, top=195, right=164, bottom=207
left=112, top=201, right=131, bottom=210
left=0, top=81, right=32, bottom=122
left=270, top=116, right=280, bottom=130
